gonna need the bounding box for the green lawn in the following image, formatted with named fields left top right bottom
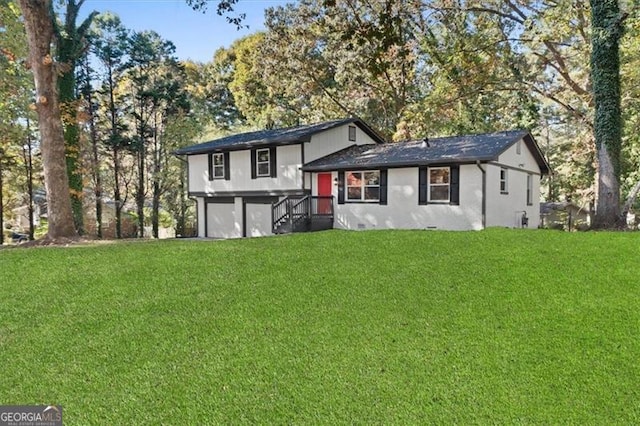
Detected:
left=0, top=229, right=639, bottom=424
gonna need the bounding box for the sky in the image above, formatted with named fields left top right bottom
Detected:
left=81, top=0, right=291, bottom=62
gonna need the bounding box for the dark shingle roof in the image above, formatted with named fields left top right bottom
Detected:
left=174, top=118, right=383, bottom=155
left=302, top=130, right=549, bottom=174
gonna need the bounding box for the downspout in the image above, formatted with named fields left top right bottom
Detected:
left=476, top=161, right=486, bottom=229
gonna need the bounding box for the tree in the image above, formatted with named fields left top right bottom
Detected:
left=15, top=0, right=241, bottom=240
left=590, top=0, right=625, bottom=228
left=21, top=119, right=36, bottom=240
left=77, top=52, right=102, bottom=237
left=90, top=12, right=131, bottom=238
left=1, top=0, right=28, bottom=243
left=125, top=30, right=181, bottom=238
left=18, top=0, right=76, bottom=239
left=55, top=0, right=98, bottom=234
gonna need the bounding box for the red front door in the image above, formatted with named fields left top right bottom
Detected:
left=317, top=173, right=332, bottom=214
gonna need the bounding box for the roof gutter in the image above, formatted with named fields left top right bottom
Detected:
left=476, top=161, right=486, bottom=229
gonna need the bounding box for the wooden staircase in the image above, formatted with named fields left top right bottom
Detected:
left=272, top=195, right=334, bottom=234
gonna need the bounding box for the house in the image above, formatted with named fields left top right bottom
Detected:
left=175, top=118, right=550, bottom=238
left=175, top=118, right=383, bottom=238
left=10, top=189, right=46, bottom=231
left=540, top=201, right=591, bottom=230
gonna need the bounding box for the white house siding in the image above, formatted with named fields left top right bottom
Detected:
left=189, top=154, right=209, bottom=194
left=196, top=198, right=205, bottom=237
left=485, top=139, right=542, bottom=228
left=188, top=144, right=303, bottom=194
left=318, top=166, right=483, bottom=231
left=304, top=124, right=378, bottom=163
left=245, top=202, right=274, bottom=237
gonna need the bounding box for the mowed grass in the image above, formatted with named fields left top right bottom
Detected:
left=0, top=229, right=639, bottom=424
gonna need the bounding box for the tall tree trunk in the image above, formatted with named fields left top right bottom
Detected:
left=152, top=178, right=160, bottom=238
left=57, top=1, right=98, bottom=235
left=137, top=140, right=145, bottom=239
left=151, top=113, right=160, bottom=239
left=590, top=0, right=624, bottom=229
left=113, top=147, right=122, bottom=238
left=106, top=63, right=122, bottom=239
left=137, top=151, right=145, bottom=238
left=84, top=66, right=103, bottom=239
left=58, top=0, right=82, bottom=234
left=23, top=120, right=35, bottom=240
left=136, top=98, right=146, bottom=239
left=59, top=68, right=83, bottom=234
left=18, top=0, right=76, bottom=239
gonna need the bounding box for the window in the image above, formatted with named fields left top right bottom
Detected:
left=348, top=125, right=356, bottom=142
left=346, top=171, right=379, bottom=202
left=427, top=167, right=450, bottom=202
left=211, top=153, right=224, bottom=179
left=251, top=147, right=276, bottom=179
left=419, top=166, right=458, bottom=205
left=208, top=152, right=229, bottom=180
left=500, top=168, right=508, bottom=194
left=526, top=174, right=533, bottom=205
left=516, top=140, right=522, bottom=155
left=256, top=148, right=270, bottom=177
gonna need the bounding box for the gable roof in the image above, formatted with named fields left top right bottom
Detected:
left=174, top=118, right=384, bottom=155
left=302, top=130, right=550, bottom=174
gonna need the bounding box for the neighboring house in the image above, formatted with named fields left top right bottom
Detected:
left=175, top=118, right=550, bottom=238
left=10, top=189, right=46, bottom=231
left=540, top=201, right=591, bottom=230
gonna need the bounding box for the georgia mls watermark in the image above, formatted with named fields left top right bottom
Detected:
left=0, top=406, right=62, bottom=426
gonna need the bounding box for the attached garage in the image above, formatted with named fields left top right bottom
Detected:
left=243, top=197, right=278, bottom=237
left=205, top=198, right=241, bottom=239
left=203, top=196, right=279, bottom=238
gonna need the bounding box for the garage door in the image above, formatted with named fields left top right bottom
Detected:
left=206, top=201, right=240, bottom=238
left=245, top=202, right=273, bottom=237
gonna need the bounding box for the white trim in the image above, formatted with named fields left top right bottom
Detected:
left=428, top=166, right=450, bottom=203
left=500, top=167, right=508, bottom=194
left=256, top=148, right=271, bottom=177
left=348, top=125, right=356, bottom=142
left=212, top=153, right=224, bottom=179
left=346, top=170, right=380, bottom=202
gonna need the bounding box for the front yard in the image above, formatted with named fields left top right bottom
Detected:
left=0, top=229, right=638, bottom=423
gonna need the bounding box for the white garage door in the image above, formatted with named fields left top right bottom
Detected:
left=245, top=203, right=273, bottom=237
left=207, top=202, right=240, bottom=238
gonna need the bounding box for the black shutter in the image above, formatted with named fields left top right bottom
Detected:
left=379, top=169, right=388, bottom=205
left=418, top=167, right=427, bottom=205
left=450, top=165, right=460, bottom=205
left=270, top=146, right=277, bottom=178
left=250, top=149, right=257, bottom=179
left=207, top=153, right=213, bottom=181
left=337, top=171, right=345, bottom=204
left=223, top=152, right=230, bottom=181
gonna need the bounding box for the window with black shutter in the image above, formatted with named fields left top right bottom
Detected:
left=337, top=171, right=345, bottom=204
left=379, top=170, right=388, bottom=205
left=223, top=152, right=230, bottom=180
left=450, top=166, right=459, bottom=205
left=419, top=166, right=459, bottom=205
left=251, top=147, right=276, bottom=178
left=208, top=153, right=225, bottom=180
